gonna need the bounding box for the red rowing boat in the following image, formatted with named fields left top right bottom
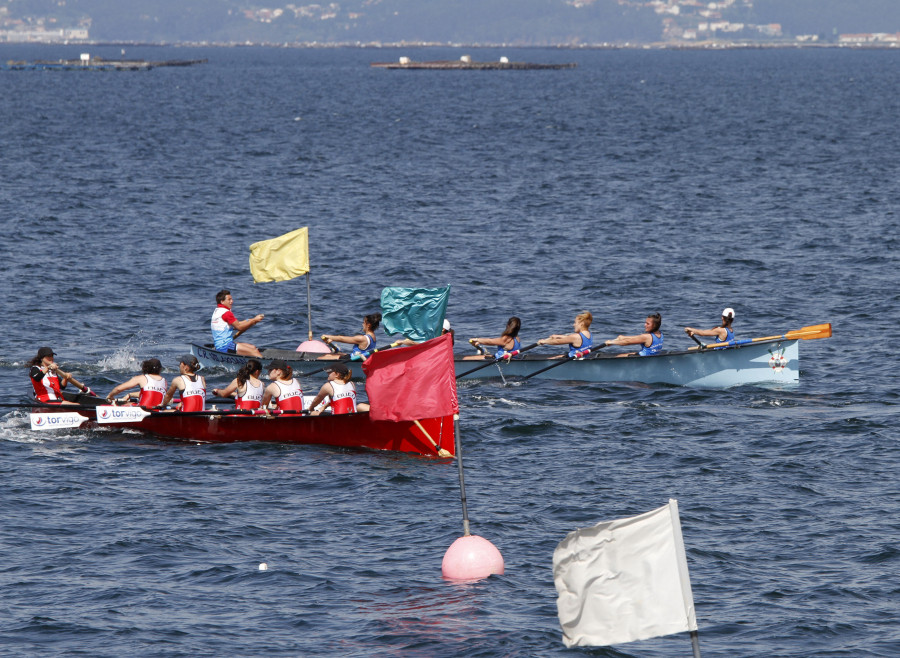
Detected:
left=99, top=410, right=456, bottom=457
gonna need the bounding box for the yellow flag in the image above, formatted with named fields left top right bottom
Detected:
left=248, top=227, right=310, bottom=282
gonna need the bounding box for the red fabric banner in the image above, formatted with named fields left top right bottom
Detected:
left=362, top=333, right=459, bottom=422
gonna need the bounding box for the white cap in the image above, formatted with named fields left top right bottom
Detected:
left=442, top=319, right=451, bottom=331
left=722, top=308, right=735, bottom=319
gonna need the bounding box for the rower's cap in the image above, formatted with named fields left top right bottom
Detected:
left=37, top=346, right=56, bottom=358
left=722, top=307, right=735, bottom=319
left=268, top=359, right=289, bottom=372
left=179, top=354, right=200, bottom=369
left=326, top=362, right=349, bottom=375
left=443, top=319, right=451, bottom=331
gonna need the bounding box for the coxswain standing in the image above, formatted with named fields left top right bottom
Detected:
left=161, top=355, right=206, bottom=411
left=106, top=358, right=167, bottom=407
left=211, top=289, right=264, bottom=357
left=261, top=359, right=303, bottom=412
left=29, top=346, right=95, bottom=404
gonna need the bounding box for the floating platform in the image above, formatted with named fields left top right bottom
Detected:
left=371, top=56, right=576, bottom=70
left=2, top=56, right=207, bottom=71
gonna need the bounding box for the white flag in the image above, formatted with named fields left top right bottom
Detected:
left=553, top=499, right=698, bottom=648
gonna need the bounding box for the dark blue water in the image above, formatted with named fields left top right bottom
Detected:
left=1, top=45, right=898, bottom=656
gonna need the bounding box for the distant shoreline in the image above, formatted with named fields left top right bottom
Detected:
left=2, top=40, right=900, bottom=51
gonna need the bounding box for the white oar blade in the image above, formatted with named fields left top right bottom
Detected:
left=30, top=412, right=89, bottom=431
left=95, top=405, right=152, bottom=424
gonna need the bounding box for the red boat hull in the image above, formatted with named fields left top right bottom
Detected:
left=101, top=411, right=456, bottom=457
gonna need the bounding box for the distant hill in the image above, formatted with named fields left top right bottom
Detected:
left=2, top=0, right=900, bottom=44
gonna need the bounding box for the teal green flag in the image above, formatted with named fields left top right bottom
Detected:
left=381, top=286, right=451, bottom=341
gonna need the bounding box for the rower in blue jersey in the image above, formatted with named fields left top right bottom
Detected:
left=685, top=307, right=736, bottom=349
left=319, top=313, right=380, bottom=360
left=464, top=316, right=522, bottom=360
left=605, top=313, right=664, bottom=357
left=537, top=311, right=593, bottom=359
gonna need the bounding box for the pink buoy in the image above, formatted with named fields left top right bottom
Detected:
left=297, top=340, right=331, bottom=353
left=441, top=534, right=504, bottom=580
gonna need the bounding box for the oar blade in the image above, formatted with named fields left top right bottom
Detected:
left=786, top=323, right=832, bottom=340
left=95, top=405, right=152, bottom=424
left=30, top=412, right=89, bottom=431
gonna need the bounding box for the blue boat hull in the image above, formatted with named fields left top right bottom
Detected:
left=191, top=339, right=800, bottom=388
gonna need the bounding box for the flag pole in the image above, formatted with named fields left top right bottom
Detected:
left=690, top=630, right=701, bottom=658
left=453, top=414, right=470, bottom=536
left=306, top=272, right=313, bottom=341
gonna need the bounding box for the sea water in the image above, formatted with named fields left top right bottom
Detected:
left=0, top=45, right=898, bottom=656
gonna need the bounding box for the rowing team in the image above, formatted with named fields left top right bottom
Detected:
left=29, top=348, right=367, bottom=416
left=465, top=308, right=736, bottom=360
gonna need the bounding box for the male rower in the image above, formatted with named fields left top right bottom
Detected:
left=211, top=289, right=264, bottom=357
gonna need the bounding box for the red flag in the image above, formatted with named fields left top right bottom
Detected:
left=362, top=333, right=459, bottom=422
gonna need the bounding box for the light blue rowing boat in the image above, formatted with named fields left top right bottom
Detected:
left=189, top=324, right=830, bottom=388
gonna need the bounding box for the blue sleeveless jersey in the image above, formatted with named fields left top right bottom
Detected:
left=494, top=337, right=521, bottom=359
left=350, top=334, right=376, bottom=358
left=567, top=332, right=593, bottom=358
left=638, top=332, right=663, bottom=356
left=714, top=327, right=734, bottom=350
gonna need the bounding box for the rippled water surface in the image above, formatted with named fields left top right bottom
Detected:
left=1, top=45, right=898, bottom=657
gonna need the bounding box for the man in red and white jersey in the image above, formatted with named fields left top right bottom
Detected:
left=211, top=289, right=265, bottom=356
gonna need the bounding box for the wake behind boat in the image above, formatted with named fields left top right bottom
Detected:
left=190, top=323, right=830, bottom=388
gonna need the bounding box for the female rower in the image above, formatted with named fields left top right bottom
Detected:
left=537, top=311, right=593, bottom=359
left=106, top=358, right=167, bottom=407
left=211, top=359, right=264, bottom=410
left=684, top=308, right=735, bottom=346
left=319, top=313, right=381, bottom=360
left=605, top=313, right=664, bottom=356
left=464, top=316, right=522, bottom=360
left=261, top=359, right=303, bottom=412
left=161, top=355, right=206, bottom=411
left=306, top=362, right=370, bottom=416
left=28, top=346, right=94, bottom=404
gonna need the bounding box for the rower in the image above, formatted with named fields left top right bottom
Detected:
left=161, top=355, right=206, bottom=411
left=306, top=362, right=370, bottom=416
left=211, top=289, right=264, bottom=357
left=28, top=346, right=95, bottom=405
left=319, top=313, right=380, bottom=360
left=465, top=317, right=522, bottom=360
left=685, top=308, right=735, bottom=348
left=537, top=311, right=593, bottom=359
left=261, top=359, right=303, bottom=412
left=605, top=313, right=663, bottom=356
left=212, top=359, right=264, bottom=410
left=106, top=358, right=167, bottom=407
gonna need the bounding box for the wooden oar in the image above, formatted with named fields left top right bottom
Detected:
left=456, top=342, right=540, bottom=379
left=688, top=323, right=832, bottom=351
left=520, top=343, right=607, bottom=380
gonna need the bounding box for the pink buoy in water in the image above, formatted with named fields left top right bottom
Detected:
left=297, top=340, right=331, bottom=353
left=441, top=534, right=504, bottom=580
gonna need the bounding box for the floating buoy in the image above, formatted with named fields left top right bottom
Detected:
left=441, top=534, right=504, bottom=580
left=297, top=340, right=331, bottom=353
left=258, top=562, right=268, bottom=571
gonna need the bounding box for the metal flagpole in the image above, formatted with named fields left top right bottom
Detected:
left=690, top=630, right=701, bottom=657
left=306, top=272, right=313, bottom=341
left=453, top=414, right=470, bottom=536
